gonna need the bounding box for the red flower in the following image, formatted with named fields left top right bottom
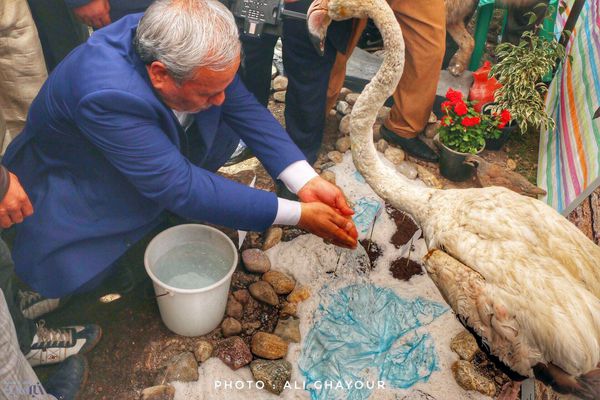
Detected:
left=454, top=102, right=468, bottom=116
left=446, top=88, right=463, bottom=104
left=500, top=109, right=511, bottom=124
left=441, top=116, right=453, bottom=127
left=441, top=101, right=452, bottom=112
left=461, top=116, right=481, bottom=127
left=498, top=121, right=507, bottom=129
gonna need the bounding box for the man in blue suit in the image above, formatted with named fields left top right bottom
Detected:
left=3, top=0, right=357, bottom=299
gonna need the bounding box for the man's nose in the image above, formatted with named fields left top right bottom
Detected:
left=210, top=92, right=226, bottom=106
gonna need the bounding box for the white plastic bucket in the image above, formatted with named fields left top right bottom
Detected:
left=144, top=224, right=238, bottom=337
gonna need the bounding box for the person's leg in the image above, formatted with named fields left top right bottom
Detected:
left=326, top=19, right=368, bottom=112
left=0, top=289, right=55, bottom=399
left=26, top=0, right=89, bottom=72
left=239, top=35, right=279, bottom=107
left=0, top=238, right=36, bottom=355
left=0, top=0, right=47, bottom=152
left=385, top=0, right=446, bottom=139
left=281, top=0, right=339, bottom=164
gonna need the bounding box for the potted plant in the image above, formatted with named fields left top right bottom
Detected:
left=435, top=88, right=486, bottom=182
left=482, top=105, right=515, bottom=151
left=489, top=6, right=567, bottom=134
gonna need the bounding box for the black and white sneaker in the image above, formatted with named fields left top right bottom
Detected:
left=18, top=290, right=60, bottom=320
left=26, top=320, right=102, bottom=367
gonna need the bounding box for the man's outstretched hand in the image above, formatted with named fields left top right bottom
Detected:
left=298, top=202, right=357, bottom=249
left=0, top=173, right=33, bottom=228
left=297, top=176, right=354, bottom=217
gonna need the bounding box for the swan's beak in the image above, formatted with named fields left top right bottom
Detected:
left=307, top=0, right=331, bottom=56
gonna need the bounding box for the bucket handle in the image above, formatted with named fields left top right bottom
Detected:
left=144, top=288, right=172, bottom=300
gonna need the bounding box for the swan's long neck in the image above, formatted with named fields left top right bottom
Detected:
left=345, top=0, right=434, bottom=222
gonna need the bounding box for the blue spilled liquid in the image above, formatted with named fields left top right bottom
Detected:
left=299, top=284, right=447, bottom=400
left=153, top=243, right=230, bottom=290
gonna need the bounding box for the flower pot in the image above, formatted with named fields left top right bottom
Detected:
left=482, top=103, right=517, bottom=151
left=434, top=134, right=484, bottom=182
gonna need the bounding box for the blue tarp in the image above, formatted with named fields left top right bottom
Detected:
left=299, top=284, right=447, bottom=400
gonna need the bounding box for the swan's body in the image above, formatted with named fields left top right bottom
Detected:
left=308, top=1, right=600, bottom=398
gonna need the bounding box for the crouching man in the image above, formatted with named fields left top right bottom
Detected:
left=3, top=0, right=358, bottom=301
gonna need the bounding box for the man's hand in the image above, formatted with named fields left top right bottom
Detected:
left=298, top=202, right=357, bottom=249
left=0, top=173, right=33, bottom=228
left=297, top=176, right=354, bottom=217
left=72, top=0, right=111, bottom=29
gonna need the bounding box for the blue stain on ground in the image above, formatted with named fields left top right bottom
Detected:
left=299, top=284, right=447, bottom=400
left=352, top=197, right=383, bottom=236
left=354, top=171, right=366, bottom=183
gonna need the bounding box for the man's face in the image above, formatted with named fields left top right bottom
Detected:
left=148, top=55, right=241, bottom=113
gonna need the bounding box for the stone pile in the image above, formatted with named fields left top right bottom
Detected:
left=140, top=245, right=309, bottom=398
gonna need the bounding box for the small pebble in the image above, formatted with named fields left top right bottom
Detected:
left=214, top=336, right=253, bottom=370
left=221, top=317, right=242, bottom=337
left=280, top=302, right=297, bottom=318
left=249, top=281, right=279, bottom=306
left=250, top=359, right=292, bottom=395
left=242, top=248, right=271, bottom=274
left=271, top=75, right=288, bottom=91
left=251, top=332, right=288, bottom=360
left=193, top=340, right=213, bottom=363
left=450, top=331, right=479, bottom=362
left=262, top=270, right=296, bottom=295
left=384, top=147, right=406, bottom=165
left=428, top=111, right=438, bottom=124
left=396, top=161, right=418, bottom=179
left=506, top=159, right=517, bottom=171
left=262, top=227, right=282, bottom=251
left=274, top=317, right=301, bottom=343
left=376, top=139, right=388, bottom=153
left=273, top=91, right=286, bottom=103
left=345, top=92, right=359, bottom=106
left=335, top=136, right=351, bottom=153
left=416, top=165, right=443, bottom=189
left=327, top=151, right=343, bottom=164
left=155, top=352, right=198, bottom=385
left=226, top=296, right=243, bottom=320
left=232, top=289, right=250, bottom=305
left=452, top=360, right=496, bottom=397
left=338, top=115, right=351, bottom=135
left=336, top=101, right=352, bottom=115
left=242, top=320, right=261, bottom=335
left=287, top=286, right=310, bottom=303
left=141, top=385, right=175, bottom=400
left=339, top=87, right=352, bottom=101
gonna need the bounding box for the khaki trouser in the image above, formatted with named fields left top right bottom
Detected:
left=0, top=0, right=47, bottom=152
left=327, top=0, right=446, bottom=138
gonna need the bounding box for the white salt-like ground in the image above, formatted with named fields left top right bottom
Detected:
left=174, top=152, right=490, bottom=400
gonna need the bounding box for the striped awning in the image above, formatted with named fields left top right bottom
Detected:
left=538, top=0, right=600, bottom=215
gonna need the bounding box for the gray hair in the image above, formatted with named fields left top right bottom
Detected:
left=134, top=0, right=241, bottom=83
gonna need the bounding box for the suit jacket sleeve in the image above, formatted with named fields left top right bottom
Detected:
left=74, top=88, right=278, bottom=231
left=221, top=75, right=307, bottom=179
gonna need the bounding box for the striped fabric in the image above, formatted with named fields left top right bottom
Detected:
left=538, top=0, right=600, bottom=215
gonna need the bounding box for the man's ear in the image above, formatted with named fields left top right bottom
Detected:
left=147, top=61, right=170, bottom=90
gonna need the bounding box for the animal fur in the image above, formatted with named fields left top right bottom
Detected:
left=445, top=0, right=537, bottom=75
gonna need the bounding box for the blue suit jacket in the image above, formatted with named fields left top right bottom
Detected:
left=3, top=15, right=305, bottom=297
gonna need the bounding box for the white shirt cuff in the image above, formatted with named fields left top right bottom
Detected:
left=273, top=198, right=302, bottom=226
left=277, top=160, right=318, bottom=194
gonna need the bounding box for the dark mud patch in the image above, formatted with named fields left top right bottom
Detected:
left=386, top=205, right=420, bottom=248
left=389, top=257, right=423, bottom=281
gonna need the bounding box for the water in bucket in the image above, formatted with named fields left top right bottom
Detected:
left=153, top=242, right=230, bottom=290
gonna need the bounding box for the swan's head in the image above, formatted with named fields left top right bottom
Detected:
left=307, top=0, right=359, bottom=56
